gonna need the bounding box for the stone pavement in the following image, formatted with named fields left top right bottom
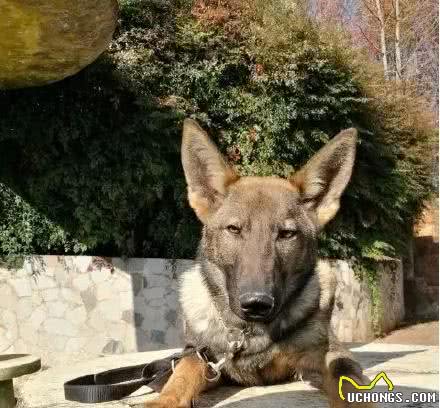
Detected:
left=15, top=343, right=438, bottom=408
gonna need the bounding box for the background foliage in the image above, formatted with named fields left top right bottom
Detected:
left=0, top=0, right=435, bottom=268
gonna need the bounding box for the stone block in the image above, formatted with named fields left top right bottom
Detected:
left=112, top=272, right=132, bottom=292
left=165, top=310, right=178, bottom=326
left=0, top=327, right=12, bottom=352
left=43, top=318, right=78, bottom=337
left=102, top=339, right=125, bottom=354
left=87, top=309, right=108, bottom=332
left=122, top=310, right=134, bottom=325
left=150, top=330, right=165, bottom=344
left=65, top=337, right=88, bottom=352
left=119, top=291, right=134, bottom=310
left=148, top=299, right=165, bottom=308
left=146, top=274, right=170, bottom=288
left=72, top=256, right=93, bottom=273
left=0, top=285, right=18, bottom=310
left=91, top=267, right=112, bottom=285
left=66, top=306, right=87, bottom=325
left=72, top=274, right=91, bottom=291
left=146, top=259, right=167, bottom=276
left=143, top=287, right=166, bottom=301
left=111, top=257, right=128, bottom=273
left=165, top=327, right=182, bottom=347
left=33, top=275, right=57, bottom=290
left=10, top=278, right=32, bottom=297
left=141, top=308, right=168, bottom=332
left=96, top=281, right=113, bottom=301
left=0, top=310, right=18, bottom=340
left=96, top=300, right=121, bottom=322
left=80, top=287, right=97, bottom=312
left=41, top=288, right=59, bottom=302
left=131, top=273, right=144, bottom=296
left=61, top=288, right=82, bottom=305
left=48, top=301, right=68, bottom=318
left=128, top=258, right=145, bottom=274
left=54, top=265, right=69, bottom=286
left=52, top=336, right=68, bottom=352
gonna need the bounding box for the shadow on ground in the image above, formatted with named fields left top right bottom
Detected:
left=197, top=386, right=438, bottom=408
left=130, top=347, right=437, bottom=408
left=132, top=385, right=438, bottom=408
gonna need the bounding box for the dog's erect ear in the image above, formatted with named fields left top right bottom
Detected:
left=181, top=119, right=239, bottom=222
left=290, top=128, right=357, bottom=227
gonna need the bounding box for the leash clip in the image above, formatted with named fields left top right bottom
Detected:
left=205, top=357, right=226, bottom=382
left=195, top=326, right=250, bottom=384
left=227, top=327, right=248, bottom=355
left=196, top=350, right=223, bottom=382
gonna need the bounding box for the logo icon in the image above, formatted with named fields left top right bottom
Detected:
left=338, top=372, right=394, bottom=400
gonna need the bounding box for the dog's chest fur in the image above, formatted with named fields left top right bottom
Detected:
left=179, top=260, right=336, bottom=385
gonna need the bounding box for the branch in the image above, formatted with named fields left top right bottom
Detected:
left=383, top=0, right=395, bottom=24
left=360, top=0, right=382, bottom=24
left=356, top=23, right=381, bottom=53
left=384, top=10, right=394, bottom=24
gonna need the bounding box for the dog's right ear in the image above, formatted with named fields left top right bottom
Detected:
left=181, top=119, right=239, bottom=223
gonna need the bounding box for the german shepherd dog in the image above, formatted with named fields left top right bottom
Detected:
left=145, top=119, right=375, bottom=408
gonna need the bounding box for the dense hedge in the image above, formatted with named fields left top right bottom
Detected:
left=0, top=0, right=435, bottom=266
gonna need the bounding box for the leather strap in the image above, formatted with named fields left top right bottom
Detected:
left=64, top=349, right=196, bottom=403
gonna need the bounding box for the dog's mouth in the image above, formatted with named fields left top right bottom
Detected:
left=240, top=313, right=271, bottom=323
left=232, top=302, right=281, bottom=324
left=242, top=313, right=274, bottom=323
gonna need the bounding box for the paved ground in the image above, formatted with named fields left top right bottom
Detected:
left=374, top=321, right=439, bottom=346
left=15, top=342, right=439, bottom=408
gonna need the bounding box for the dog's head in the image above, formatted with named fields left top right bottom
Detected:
left=181, top=119, right=357, bottom=323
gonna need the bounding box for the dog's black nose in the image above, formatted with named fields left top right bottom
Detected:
left=239, top=293, right=274, bottom=320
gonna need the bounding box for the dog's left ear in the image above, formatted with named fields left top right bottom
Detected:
left=290, top=128, right=357, bottom=227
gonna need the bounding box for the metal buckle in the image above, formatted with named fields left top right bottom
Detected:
left=195, top=349, right=223, bottom=382
left=204, top=357, right=225, bottom=382
left=194, top=326, right=250, bottom=383
left=196, top=350, right=208, bottom=363
left=226, top=328, right=247, bottom=354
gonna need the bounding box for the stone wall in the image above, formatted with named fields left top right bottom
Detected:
left=405, top=200, right=439, bottom=320
left=0, top=256, right=188, bottom=367
left=0, top=256, right=404, bottom=366
left=331, top=260, right=404, bottom=342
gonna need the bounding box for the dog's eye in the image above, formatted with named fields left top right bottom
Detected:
left=226, top=225, right=241, bottom=234
left=278, top=229, right=297, bottom=239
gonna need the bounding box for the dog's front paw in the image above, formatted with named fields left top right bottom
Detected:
left=144, top=394, right=189, bottom=408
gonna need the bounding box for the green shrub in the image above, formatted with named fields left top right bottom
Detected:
left=0, top=0, right=435, bottom=267
left=0, top=184, right=83, bottom=255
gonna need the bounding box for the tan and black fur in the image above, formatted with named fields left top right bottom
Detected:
left=145, top=119, right=375, bottom=408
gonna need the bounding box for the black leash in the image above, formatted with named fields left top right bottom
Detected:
left=64, top=334, right=244, bottom=405
left=64, top=348, right=198, bottom=403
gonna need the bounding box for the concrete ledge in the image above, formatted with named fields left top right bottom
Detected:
left=0, top=354, right=40, bottom=408
left=0, top=355, right=41, bottom=381
left=16, top=344, right=438, bottom=408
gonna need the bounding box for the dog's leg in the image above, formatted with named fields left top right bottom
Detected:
left=145, top=355, right=218, bottom=408
left=322, top=348, right=377, bottom=408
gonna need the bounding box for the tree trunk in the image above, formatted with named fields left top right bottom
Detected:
left=394, top=0, right=402, bottom=80
left=375, top=0, right=389, bottom=79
